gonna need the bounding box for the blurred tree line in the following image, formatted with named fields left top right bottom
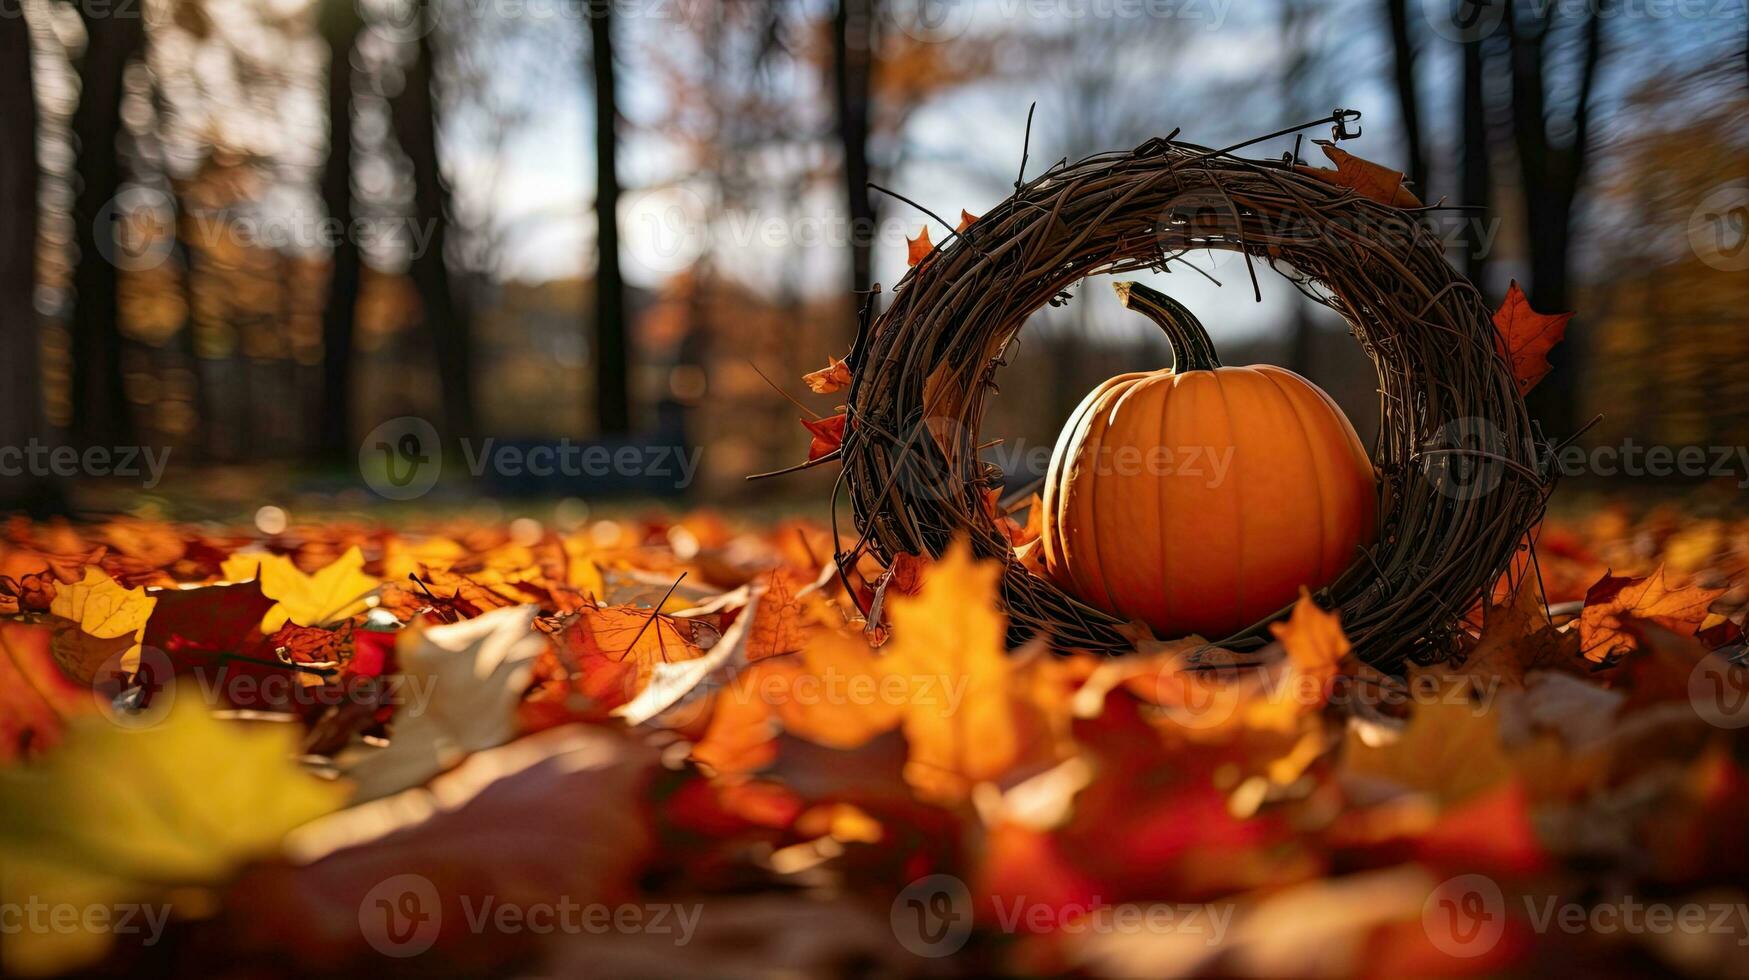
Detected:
left=0, top=0, right=1745, bottom=509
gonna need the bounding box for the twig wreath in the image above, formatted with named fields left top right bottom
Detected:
left=830, top=111, right=1555, bottom=671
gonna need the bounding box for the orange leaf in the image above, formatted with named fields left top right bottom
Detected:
left=1298, top=144, right=1423, bottom=208
left=880, top=538, right=1018, bottom=803
left=745, top=569, right=814, bottom=663
left=571, top=604, right=705, bottom=707
left=1492, top=280, right=1572, bottom=396
left=802, top=355, right=852, bottom=395
left=906, top=226, right=933, bottom=266
left=1579, top=565, right=1725, bottom=663
left=956, top=209, right=978, bottom=233
left=801, top=413, right=847, bottom=462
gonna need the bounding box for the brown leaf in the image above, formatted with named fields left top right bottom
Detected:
left=1297, top=144, right=1423, bottom=208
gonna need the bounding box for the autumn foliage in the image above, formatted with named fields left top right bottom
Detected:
left=0, top=494, right=1743, bottom=976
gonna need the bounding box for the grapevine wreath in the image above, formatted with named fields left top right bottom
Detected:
left=827, top=112, right=1555, bottom=671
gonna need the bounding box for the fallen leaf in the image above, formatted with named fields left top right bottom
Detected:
left=0, top=692, right=347, bottom=975
left=745, top=568, right=815, bottom=662
left=880, top=538, right=1018, bottom=803
left=1579, top=565, right=1725, bottom=663
left=335, top=605, right=549, bottom=802
left=220, top=547, right=380, bottom=630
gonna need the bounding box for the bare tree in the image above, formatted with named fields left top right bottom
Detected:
left=1457, top=33, right=1489, bottom=284
left=69, top=10, right=147, bottom=448
left=588, top=0, right=629, bottom=433
left=393, top=5, right=476, bottom=446
left=318, top=0, right=362, bottom=460
left=831, top=0, right=877, bottom=298
left=0, top=10, right=49, bottom=508
left=1383, top=0, right=1427, bottom=197
left=1504, top=0, right=1605, bottom=435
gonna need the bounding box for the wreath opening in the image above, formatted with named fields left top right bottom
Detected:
left=833, top=116, right=1555, bottom=671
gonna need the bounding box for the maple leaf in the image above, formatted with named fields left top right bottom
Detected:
left=906, top=226, right=933, bottom=266
left=745, top=568, right=815, bottom=662
left=802, top=355, right=852, bottom=395
left=879, top=538, right=1019, bottom=804
left=45, top=566, right=157, bottom=683
left=565, top=602, right=706, bottom=712
left=1443, top=574, right=1576, bottom=691
left=220, top=546, right=380, bottom=629
left=1579, top=565, right=1725, bottom=663
left=1297, top=144, right=1423, bottom=207
left=800, top=413, right=847, bottom=462
left=142, top=579, right=278, bottom=660
left=0, top=692, right=346, bottom=975
left=1492, top=280, right=1572, bottom=396
left=956, top=209, right=978, bottom=232
left=49, top=565, right=156, bottom=641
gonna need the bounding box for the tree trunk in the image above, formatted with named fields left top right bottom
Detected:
left=1383, top=0, right=1427, bottom=197
left=831, top=0, right=877, bottom=298
left=1458, top=36, right=1489, bottom=284
left=0, top=11, right=53, bottom=510
left=318, top=0, right=362, bottom=461
left=1504, top=0, right=1602, bottom=437
left=69, top=11, right=145, bottom=450
left=393, top=14, right=475, bottom=448
left=589, top=0, right=629, bottom=434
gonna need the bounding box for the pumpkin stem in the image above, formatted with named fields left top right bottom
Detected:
left=1112, top=281, right=1222, bottom=372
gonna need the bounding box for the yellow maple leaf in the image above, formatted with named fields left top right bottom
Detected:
left=0, top=690, right=347, bottom=975
left=221, top=546, right=379, bottom=630
left=46, top=567, right=157, bottom=683
left=49, top=567, right=155, bottom=641
left=880, top=539, right=1019, bottom=804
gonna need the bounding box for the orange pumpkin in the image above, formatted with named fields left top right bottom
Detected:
left=1041, top=281, right=1377, bottom=639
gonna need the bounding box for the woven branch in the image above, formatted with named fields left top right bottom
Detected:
left=835, top=132, right=1554, bottom=671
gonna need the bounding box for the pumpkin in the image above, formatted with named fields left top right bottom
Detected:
left=1041, top=281, right=1378, bottom=639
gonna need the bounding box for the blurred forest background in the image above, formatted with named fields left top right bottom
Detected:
left=0, top=0, right=1745, bottom=512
